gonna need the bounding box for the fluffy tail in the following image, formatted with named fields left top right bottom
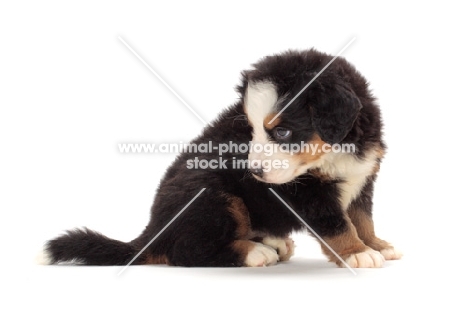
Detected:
left=39, top=228, right=141, bottom=265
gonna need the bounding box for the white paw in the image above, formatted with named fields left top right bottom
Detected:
left=380, top=247, right=403, bottom=260
left=36, top=247, right=52, bottom=265
left=262, top=236, right=295, bottom=261
left=245, top=242, right=279, bottom=267
left=345, top=248, right=385, bottom=268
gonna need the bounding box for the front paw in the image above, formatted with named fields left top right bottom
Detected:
left=380, top=247, right=403, bottom=260
left=343, top=248, right=385, bottom=268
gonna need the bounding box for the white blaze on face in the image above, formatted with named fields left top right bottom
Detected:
left=244, top=82, right=277, bottom=180
left=244, top=82, right=308, bottom=184
left=244, top=82, right=278, bottom=146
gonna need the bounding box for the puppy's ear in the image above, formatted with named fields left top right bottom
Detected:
left=310, top=84, right=362, bottom=144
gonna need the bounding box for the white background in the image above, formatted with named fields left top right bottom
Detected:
left=1, top=1, right=467, bottom=310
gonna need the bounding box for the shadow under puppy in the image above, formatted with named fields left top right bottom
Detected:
left=40, top=48, right=402, bottom=268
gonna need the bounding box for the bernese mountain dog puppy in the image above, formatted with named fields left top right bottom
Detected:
left=40, top=48, right=402, bottom=268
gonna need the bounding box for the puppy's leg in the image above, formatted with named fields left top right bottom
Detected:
left=319, top=216, right=385, bottom=268
left=227, top=195, right=281, bottom=266
left=348, top=178, right=402, bottom=260
left=165, top=192, right=280, bottom=267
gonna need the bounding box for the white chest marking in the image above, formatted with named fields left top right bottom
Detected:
left=317, top=150, right=378, bottom=210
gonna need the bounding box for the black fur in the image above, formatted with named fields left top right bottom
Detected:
left=45, top=48, right=388, bottom=267
left=46, top=228, right=139, bottom=265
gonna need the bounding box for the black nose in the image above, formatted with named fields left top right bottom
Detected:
left=250, top=167, right=264, bottom=178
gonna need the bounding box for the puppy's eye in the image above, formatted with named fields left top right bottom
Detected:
left=273, top=127, right=292, bottom=140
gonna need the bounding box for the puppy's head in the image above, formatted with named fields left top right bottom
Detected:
left=241, top=50, right=363, bottom=184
